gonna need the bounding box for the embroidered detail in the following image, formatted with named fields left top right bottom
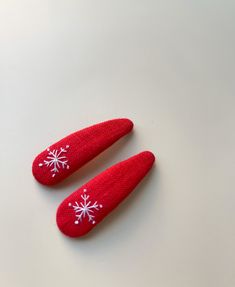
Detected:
left=68, top=189, right=103, bottom=225
left=39, top=145, right=70, bottom=177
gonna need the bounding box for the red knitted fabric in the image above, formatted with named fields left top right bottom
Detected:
left=56, top=151, right=155, bottom=237
left=32, top=118, right=133, bottom=185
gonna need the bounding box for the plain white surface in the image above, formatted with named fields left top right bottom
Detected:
left=1, top=1, right=235, bottom=286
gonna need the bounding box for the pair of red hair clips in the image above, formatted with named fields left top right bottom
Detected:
left=32, top=119, right=155, bottom=238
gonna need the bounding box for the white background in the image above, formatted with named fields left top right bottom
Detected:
left=1, top=1, right=235, bottom=286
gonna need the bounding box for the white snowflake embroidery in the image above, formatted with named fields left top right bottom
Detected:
left=68, top=189, right=103, bottom=225
left=38, top=145, right=70, bottom=177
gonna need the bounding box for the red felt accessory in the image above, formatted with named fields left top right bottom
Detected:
left=32, top=118, right=133, bottom=185
left=56, top=151, right=155, bottom=237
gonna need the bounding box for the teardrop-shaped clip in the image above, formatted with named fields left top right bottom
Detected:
left=56, top=151, right=155, bottom=237
left=32, top=118, right=133, bottom=185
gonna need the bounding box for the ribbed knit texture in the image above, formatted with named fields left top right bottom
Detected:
left=56, top=151, right=155, bottom=237
left=32, top=118, right=133, bottom=185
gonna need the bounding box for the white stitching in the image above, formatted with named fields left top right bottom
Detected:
left=68, top=189, right=103, bottom=225
left=39, top=145, right=70, bottom=177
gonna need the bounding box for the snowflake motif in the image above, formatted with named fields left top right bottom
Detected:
left=68, top=189, right=103, bottom=225
left=38, top=145, right=70, bottom=177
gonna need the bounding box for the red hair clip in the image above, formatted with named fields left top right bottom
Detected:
left=56, top=151, right=155, bottom=237
left=32, top=118, right=133, bottom=185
